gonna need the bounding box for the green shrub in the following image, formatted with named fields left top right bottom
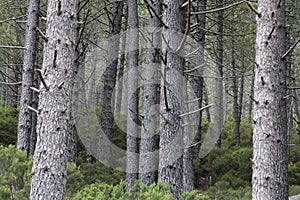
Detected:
left=72, top=181, right=203, bottom=200
left=289, top=185, right=300, bottom=196
left=0, top=106, right=18, bottom=146
left=0, top=145, right=32, bottom=199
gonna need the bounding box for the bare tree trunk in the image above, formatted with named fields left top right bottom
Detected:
left=215, top=0, right=224, bottom=148
left=252, top=0, right=283, bottom=198
left=138, top=0, right=162, bottom=186
left=126, top=0, right=139, bottom=192
left=275, top=0, right=289, bottom=198
left=158, top=0, right=186, bottom=198
left=17, top=0, right=40, bottom=152
left=30, top=0, right=78, bottom=199
left=114, top=10, right=128, bottom=118
left=29, top=71, right=40, bottom=156
left=99, top=1, right=124, bottom=166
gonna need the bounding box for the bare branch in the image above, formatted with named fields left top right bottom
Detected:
left=0, top=14, right=27, bottom=24
left=179, top=103, right=213, bottom=117
left=282, top=38, right=300, bottom=59
left=0, top=45, right=26, bottom=49
left=28, top=106, right=39, bottom=114
left=191, top=0, right=246, bottom=15
left=30, top=87, right=40, bottom=93
left=245, top=1, right=261, bottom=17
left=184, top=63, right=205, bottom=73
left=36, top=27, right=48, bottom=42
left=37, top=69, right=49, bottom=91
left=0, top=81, right=22, bottom=85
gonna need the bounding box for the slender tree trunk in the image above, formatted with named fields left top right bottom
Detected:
left=275, top=0, right=289, bottom=198
left=114, top=10, right=128, bottom=117
left=29, top=71, right=40, bottom=156
left=99, top=1, right=124, bottom=166
left=139, top=0, right=162, bottom=186
left=126, top=0, right=139, bottom=192
left=17, top=0, right=40, bottom=152
left=249, top=64, right=255, bottom=123
left=215, top=0, right=224, bottom=148
left=231, top=38, right=240, bottom=146
left=30, top=0, right=78, bottom=199
left=158, top=0, right=186, bottom=198
left=252, top=0, right=284, bottom=198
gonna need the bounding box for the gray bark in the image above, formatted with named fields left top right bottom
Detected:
left=126, top=0, right=139, bottom=192
left=158, top=0, right=186, bottom=198
left=17, top=0, right=40, bottom=152
left=99, top=1, right=124, bottom=166
left=30, top=0, right=78, bottom=199
left=215, top=0, right=224, bottom=148
left=114, top=11, right=127, bottom=117
left=275, top=0, right=289, bottom=198
left=252, top=0, right=284, bottom=198
left=139, top=0, right=162, bottom=186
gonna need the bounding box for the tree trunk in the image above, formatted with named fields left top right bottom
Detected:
left=215, top=0, right=224, bottom=148
left=114, top=10, right=128, bottom=118
left=252, top=0, right=282, bottom=198
left=126, top=0, right=139, bottom=192
left=30, top=0, right=78, bottom=199
left=158, top=0, right=186, bottom=198
left=275, top=0, right=289, bottom=198
left=98, top=0, right=124, bottom=166
left=29, top=71, right=40, bottom=156
left=139, top=0, right=162, bottom=186
left=17, top=0, right=40, bottom=152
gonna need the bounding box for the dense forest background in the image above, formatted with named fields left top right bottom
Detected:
left=0, top=0, right=300, bottom=199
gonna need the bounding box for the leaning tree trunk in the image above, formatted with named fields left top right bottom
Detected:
left=158, top=0, right=186, bottom=199
left=252, top=0, right=283, bottom=199
left=30, top=0, right=78, bottom=199
left=139, top=0, right=162, bottom=186
left=126, top=0, right=139, bottom=192
left=17, top=0, right=40, bottom=152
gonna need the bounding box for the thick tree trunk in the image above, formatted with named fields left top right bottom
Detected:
left=158, top=0, right=186, bottom=199
left=17, top=0, right=40, bottom=152
left=30, top=0, right=78, bottom=199
left=126, top=0, right=139, bottom=192
left=139, top=0, right=162, bottom=186
left=252, top=0, right=283, bottom=198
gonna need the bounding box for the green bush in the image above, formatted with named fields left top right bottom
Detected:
left=289, top=185, right=300, bottom=196
left=0, top=106, right=18, bottom=146
left=72, top=181, right=204, bottom=200
left=204, top=184, right=251, bottom=200
left=0, top=145, right=32, bottom=199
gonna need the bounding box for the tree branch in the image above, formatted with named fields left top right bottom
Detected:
left=191, top=0, right=246, bottom=14
left=282, top=38, right=300, bottom=59
left=245, top=1, right=261, bottom=17
left=179, top=103, right=213, bottom=117
left=0, top=45, right=26, bottom=49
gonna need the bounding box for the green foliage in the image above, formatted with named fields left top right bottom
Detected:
left=204, top=185, right=252, bottom=200
left=0, top=145, right=32, bottom=199
left=289, top=185, right=300, bottom=196
left=65, top=163, right=86, bottom=199
left=79, top=161, right=125, bottom=185
left=72, top=180, right=203, bottom=200
left=0, top=106, right=18, bottom=146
